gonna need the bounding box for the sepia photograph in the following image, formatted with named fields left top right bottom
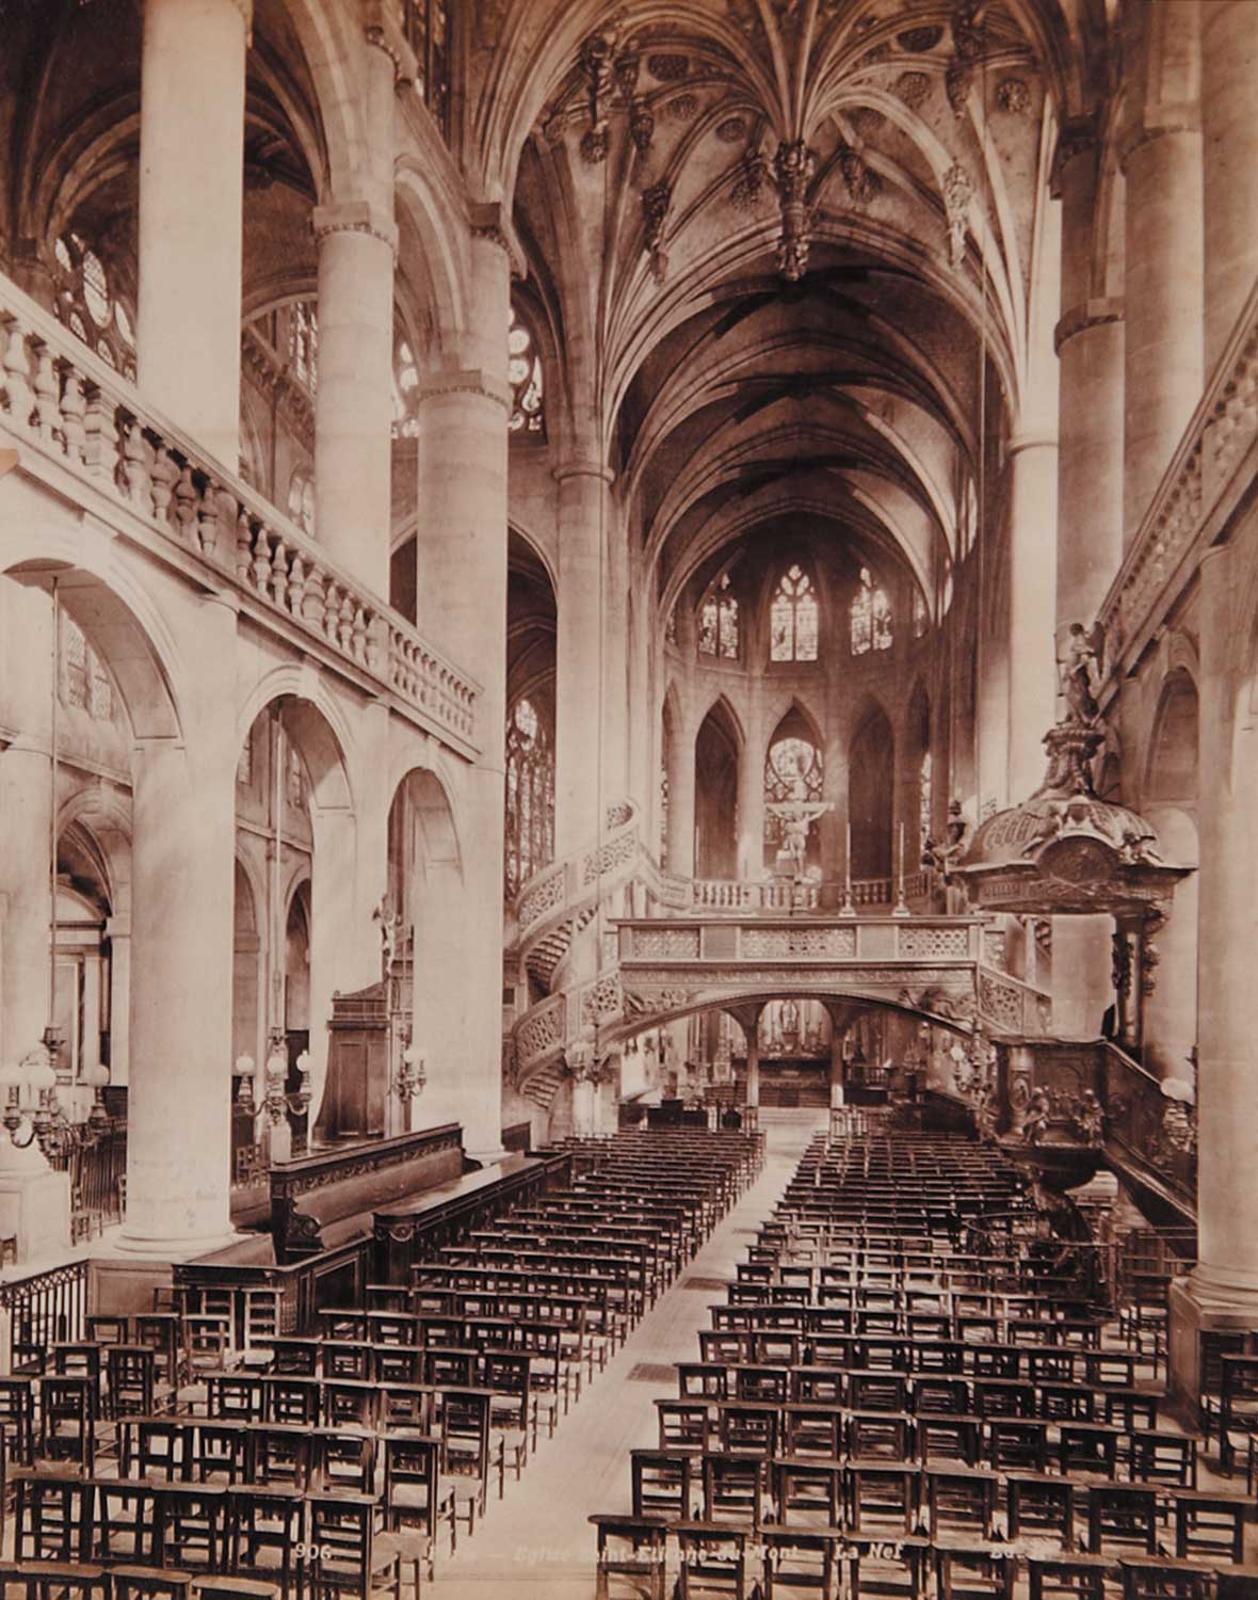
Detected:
left=0, top=0, right=1253, bottom=1593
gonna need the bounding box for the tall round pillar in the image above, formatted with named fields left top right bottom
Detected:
left=736, top=700, right=765, bottom=881
left=0, top=586, right=52, bottom=1070
left=1201, top=1, right=1258, bottom=372
left=665, top=707, right=695, bottom=879
left=1051, top=128, right=1124, bottom=1040
left=122, top=601, right=238, bottom=1253
left=414, top=229, right=510, bottom=1162
left=138, top=0, right=249, bottom=467
left=1120, top=0, right=1203, bottom=542
left=1170, top=545, right=1258, bottom=1403
left=312, top=203, right=396, bottom=596
left=553, top=461, right=614, bottom=856
left=1006, top=437, right=1058, bottom=802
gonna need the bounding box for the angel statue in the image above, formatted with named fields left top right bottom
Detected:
left=1060, top=620, right=1105, bottom=724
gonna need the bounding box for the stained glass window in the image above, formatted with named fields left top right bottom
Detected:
left=51, top=232, right=136, bottom=380
left=504, top=697, right=555, bottom=899
left=912, top=587, right=929, bottom=638
left=769, top=565, right=819, bottom=662
left=286, top=746, right=306, bottom=808
left=665, top=608, right=678, bottom=648
left=291, top=300, right=318, bottom=391
left=393, top=338, right=421, bottom=439
left=59, top=615, right=115, bottom=722
left=763, top=734, right=823, bottom=848
left=287, top=468, right=316, bottom=536
left=698, top=572, right=739, bottom=659
left=508, top=305, right=545, bottom=437
left=850, top=566, right=893, bottom=654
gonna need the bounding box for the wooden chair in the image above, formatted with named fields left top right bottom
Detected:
left=223, top=1483, right=303, bottom=1599
left=111, top=1568, right=197, bottom=1600
left=631, top=1448, right=695, bottom=1521
left=156, top=1483, right=226, bottom=1572
left=13, top=1473, right=93, bottom=1563
left=104, top=1345, right=155, bottom=1420
left=933, top=1545, right=1015, bottom=1600
left=1170, top=1488, right=1249, bottom=1564
left=759, top=1525, right=839, bottom=1600
left=1119, top=1557, right=1216, bottom=1600
left=1027, top=1555, right=1112, bottom=1600
left=589, top=1513, right=669, bottom=1600
left=1087, top=1483, right=1159, bottom=1557
left=304, top=1492, right=401, bottom=1600
left=674, top=1522, right=749, bottom=1600
left=36, top=1381, right=94, bottom=1471
left=93, top=1478, right=162, bottom=1566
left=0, top=1561, right=109, bottom=1600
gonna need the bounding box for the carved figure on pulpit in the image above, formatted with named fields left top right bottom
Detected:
left=372, top=895, right=403, bottom=977
left=1059, top=620, right=1105, bottom=725
left=923, top=798, right=971, bottom=911
left=1071, top=1088, right=1105, bottom=1148
left=1022, top=1088, right=1051, bottom=1147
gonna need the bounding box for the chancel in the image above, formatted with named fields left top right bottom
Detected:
left=0, top=0, right=1256, bottom=1595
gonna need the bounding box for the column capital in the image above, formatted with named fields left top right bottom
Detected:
left=553, top=458, right=615, bottom=486
left=1049, top=113, right=1099, bottom=198
left=1007, top=433, right=1057, bottom=456
left=1118, top=117, right=1201, bottom=174
left=312, top=200, right=398, bottom=255
left=416, top=368, right=512, bottom=412
left=1054, top=296, right=1124, bottom=356
left=468, top=202, right=526, bottom=279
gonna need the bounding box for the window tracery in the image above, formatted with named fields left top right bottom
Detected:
left=763, top=733, right=823, bottom=849
left=769, top=564, right=819, bottom=662
left=290, top=300, right=318, bottom=390
left=59, top=615, right=114, bottom=722
left=508, top=305, right=545, bottom=437
left=912, top=587, right=929, bottom=639
left=287, top=467, right=316, bottom=536
left=504, top=697, right=555, bottom=899
left=919, top=750, right=933, bottom=846
left=393, top=338, right=421, bottom=439
left=699, top=572, right=739, bottom=659
left=850, top=566, right=892, bottom=655
left=52, top=234, right=136, bottom=379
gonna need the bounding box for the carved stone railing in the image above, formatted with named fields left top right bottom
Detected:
left=1101, top=1041, right=1196, bottom=1207
left=1099, top=275, right=1258, bottom=677
left=0, top=283, right=480, bottom=756
left=976, top=966, right=1054, bottom=1037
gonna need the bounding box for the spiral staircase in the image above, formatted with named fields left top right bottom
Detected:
left=506, top=803, right=1055, bottom=1119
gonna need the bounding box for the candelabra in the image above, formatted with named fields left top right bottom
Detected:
left=263, top=1034, right=289, bottom=1126
left=0, top=1041, right=62, bottom=1157
left=393, top=1039, right=426, bottom=1103
left=290, top=1050, right=313, bottom=1118
left=81, top=1060, right=111, bottom=1141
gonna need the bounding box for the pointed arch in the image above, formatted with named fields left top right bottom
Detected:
left=694, top=697, right=742, bottom=880
left=850, top=701, right=895, bottom=881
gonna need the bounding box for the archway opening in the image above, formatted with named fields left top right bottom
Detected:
left=850, top=706, right=895, bottom=884
left=695, top=702, right=740, bottom=878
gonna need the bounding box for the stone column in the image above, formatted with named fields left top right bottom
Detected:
left=829, top=1029, right=845, bottom=1109
left=137, top=0, right=249, bottom=467
left=0, top=586, right=52, bottom=1071
left=744, top=1026, right=760, bottom=1121
left=1201, top=1, right=1258, bottom=373
left=1170, top=545, right=1258, bottom=1404
left=1051, top=124, right=1125, bottom=1041
left=665, top=705, right=695, bottom=879
left=414, top=226, right=510, bottom=1162
left=1121, top=0, right=1203, bottom=541
left=553, top=461, right=613, bottom=856
left=121, top=598, right=238, bottom=1253
left=104, top=914, right=131, bottom=1089
left=1006, top=437, right=1059, bottom=802
left=736, top=699, right=765, bottom=881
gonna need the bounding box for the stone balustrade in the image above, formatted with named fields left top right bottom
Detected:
left=1099, top=275, right=1258, bottom=678
left=0, top=284, right=480, bottom=756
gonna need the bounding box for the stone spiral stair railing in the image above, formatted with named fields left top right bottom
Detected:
left=508, top=810, right=1055, bottom=1113
left=510, top=802, right=688, bottom=1109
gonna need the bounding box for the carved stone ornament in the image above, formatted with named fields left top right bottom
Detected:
left=731, top=149, right=771, bottom=210
left=997, top=77, right=1031, bottom=115
left=957, top=700, right=1194, bottom=919
left=895, top=70, right=932, bottom=109
left=773, top=140, right=818, bottom=281
left=642, top=182, right=672, bottom=282
left=941, top=163, right=972, bottom=268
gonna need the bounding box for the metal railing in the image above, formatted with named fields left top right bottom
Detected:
left=0, top=1261, right=89, bottom=1374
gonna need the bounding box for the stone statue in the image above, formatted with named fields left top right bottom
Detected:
left=1071, top=1088, right=1105, bottom=1148
left=923, top=799, right=970, bottom=911
left=373, top=895, right=403, bottom=976
left=1022, top=1088, right=1051, bottom=1147
left=1059, top=620, right=1105, bottom=724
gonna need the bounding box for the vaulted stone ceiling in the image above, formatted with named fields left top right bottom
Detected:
left=486, top=0, right=1114, bottom=623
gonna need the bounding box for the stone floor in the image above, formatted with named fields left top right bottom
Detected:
left=425, top=1109, right=826, bottom=1600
